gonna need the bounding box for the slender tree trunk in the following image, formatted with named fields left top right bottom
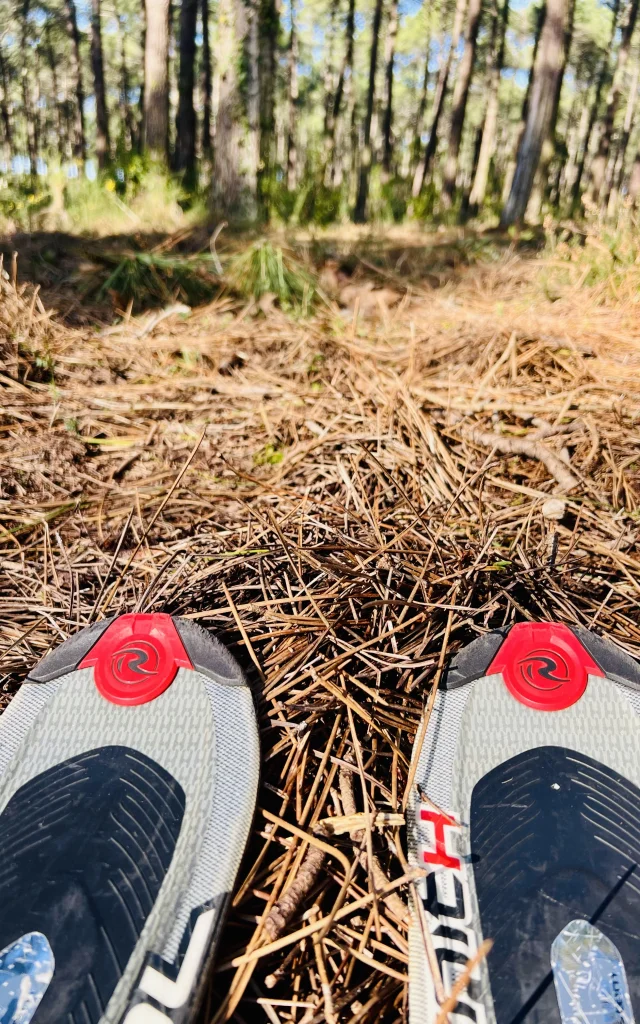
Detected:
left=201, top=0, right=212, bottom=157
left=326, top=0, right=355, bottom=179
left=259, top=0, right=279, bottom=208
left=501, top=0, right=545, bottom=202
left=442, top=0, right=484, bottom=204
left=287, top=0, right=299, bottom=189
left=63, top=0, right=86, bottom=161
left=116, top=6, right=136, bottom=151
left=412, top=0, right=467, bottom=197
left=0, top=46, right=12, bottom=152
left=607, top=60, right=639, bottom=214
left=410, top=25, right=433, bottom=173
left=562, top=88, right=589, bottom=196
left=20, top=4, right=37, bottom=176
left=175, top=0, right=198, bottom=178
left=469, top=0, right=509, bottom=211
left=214, top=0, right=251, bottom=212
left=589, top=0, right=639, bottom=201
left=382, top=0, right=400, bottom=175
left=45, top=25, right=66, bottom=157
left=90, top=0, right=110, bottom=167
left=572, top=62, right=609, bottom=204
left=322, top=0, right=340, bottom=136
left=501, top=0, right=568, bottom=226
left=353, top=0, right=385, bottom=221
left=143, top=0, right=170, bottom=162
left=526, top=0, right=576, bottom=219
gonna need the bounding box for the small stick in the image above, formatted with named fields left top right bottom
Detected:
left=435, top=939, right=493, bottom=1024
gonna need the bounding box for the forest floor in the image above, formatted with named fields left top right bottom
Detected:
left=2, top=227, right=640, bottom=1022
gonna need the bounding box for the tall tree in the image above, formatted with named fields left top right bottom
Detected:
left=501, top=0, right=569, bottom=226
left=214, top=0, right=251, bottom=212
left=382, top=0, right=400, bottom=175
left=442, top=0, right=484, bottom=204
left=412, top=0, right=468, bottom=197
left=143, top=0, right=170, bottom=162
left=570, top=0, right=620, bottom=207
left=469, top=0, right=509, bottom=212
left=325, top=0, right=356, bottom=180
left=410, top=24, right=433, bottom=174
left=175, top=0, right=198, bottom=179
left=606, top=60, right=639, bottom=213
left=354, top=0, right=384, bottom=221
left=259, top=0, right=279, bottom=206
left=526, top=0, right=577, bottom=218
left=63, top=0, right=86, bottom=161
left=90, top=0, right=110, bottom=168
left=201, top=0, right=212, bottom=158
left=287, top=0, right=299, bottom=190
left=589, top=0, right=640, bottom=201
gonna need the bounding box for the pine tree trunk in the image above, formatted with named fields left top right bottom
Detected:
left=607, top=60, right=639, bottom=214
left=90, top=0, right=110, bottom=167
left=175, top=0, right=198, bottom=178
left=63, top=0, right=86, bottom=161
left=410, top=26, right=432, bottom=173
left=322, top=0, right=340, bottom=136
left=571, top=62, right=609, bottom=205
left=214, top=0, right=251, bottom=212
left=326, top=0, right=356, bottom=180
left=143, top=0, right=170, bottom=162
left=469, top=0, right=508, bottom=211
left=526, top=0, right=576, bottom=219
left=442, top=0, right=483, bottom=205
left=0, top=46, right=12, bottom=152
left=412, top=0, right=467, bottom=197
left=500, top=0, right=568, bottom=226
left=287, top=0, right=299, bottom=189
left=116, top=5, right=136, bottom=151
left=501, top=0, right=545, bottom=202
left=589, top=0, right=639, bottom=201
left=259, top=0, right=279, bottom=208
left=353, top=0, right=384, bottom=221
left=382, top=0, right=399, bottom=175
left=201, top=0, right=212, bottom=157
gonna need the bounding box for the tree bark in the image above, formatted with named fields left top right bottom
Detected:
left=501, top=0, right=545, bottom=202
left=410, top=25, right=432, bottom=173
left=469, top=0, right=509, bottom=211
left=143, top=0, right=170, bottom=163
left=500, top=0, right=568, bottom=226
left=175, top=0, right=198, bottom=178
left=442, top=0, right=484, bottom=204
left=325, top=0, right=356, bottom=179
left=412, top=0, right=467, bottom=197
left=213, top=0, right=251, bottom=213
left=382, top=0, right=400, bottom=174
left=0, top=45, right=12, bottom=152
left=63, top=0, right=86, bottom=161
left=353, top=0, right=384, bottom=221
left=607, top=60, right=639, bottom=213
left=525, top=0, right=576, bottom=219
left=589, top=0, right=639, bottom=201
left=287, top=0, right=299, bottom=189
left=259, top=0, right=279, bottom=207
left=90, top=0, right=110, bottom=168
left=201, top=0, right=212, bottom=157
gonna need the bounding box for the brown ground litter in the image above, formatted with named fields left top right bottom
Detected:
left=2, top=243, right=640, bottom=1022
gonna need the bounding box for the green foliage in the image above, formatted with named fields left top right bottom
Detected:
left=0, top=178, right=51, bottom=230
left=253, top=442, right=284, bottom=465
left=92, top=250, right=221, bottom=307
left=226, top=239, right=317, bottom=312
left=410, top=182, right=439, bottom=222
left=63, top=169, right=205, bottom=236
left=263, top=174, right=343, bottom=227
